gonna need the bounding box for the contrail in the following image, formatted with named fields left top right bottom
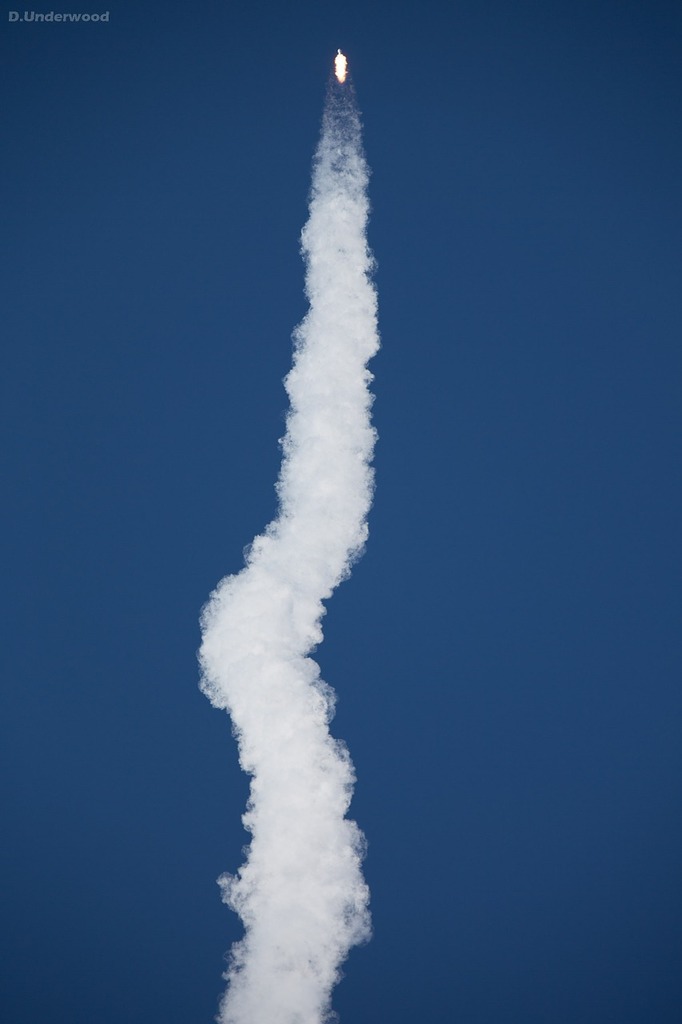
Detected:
left=199, top=52, right=378, bottom=1024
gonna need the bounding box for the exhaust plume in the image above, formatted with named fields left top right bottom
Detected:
left=199, top=56, right=378, bottom=1024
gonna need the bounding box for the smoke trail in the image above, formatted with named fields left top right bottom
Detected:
left=199, top=63, right=378, bottom=1024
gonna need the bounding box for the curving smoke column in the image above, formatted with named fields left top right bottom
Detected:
left=199, top=65, right=378, bottom=1024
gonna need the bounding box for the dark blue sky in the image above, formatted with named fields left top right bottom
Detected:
left=2, top=2, right=681, bottom=1022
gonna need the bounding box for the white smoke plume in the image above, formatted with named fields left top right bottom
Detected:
left=199, top=66, right=378, bottom=1024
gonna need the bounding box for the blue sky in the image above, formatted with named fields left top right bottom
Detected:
left=2, top=2, right=681, bottom=1022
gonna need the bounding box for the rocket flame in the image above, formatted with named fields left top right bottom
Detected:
left=335, top=49, right=347, bottom=83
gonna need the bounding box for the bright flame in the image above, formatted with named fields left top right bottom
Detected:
left=335, top=49, right=347, bottom=83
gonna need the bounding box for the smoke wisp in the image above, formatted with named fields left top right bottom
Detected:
left=199, top=73, right=378, bottom=1024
